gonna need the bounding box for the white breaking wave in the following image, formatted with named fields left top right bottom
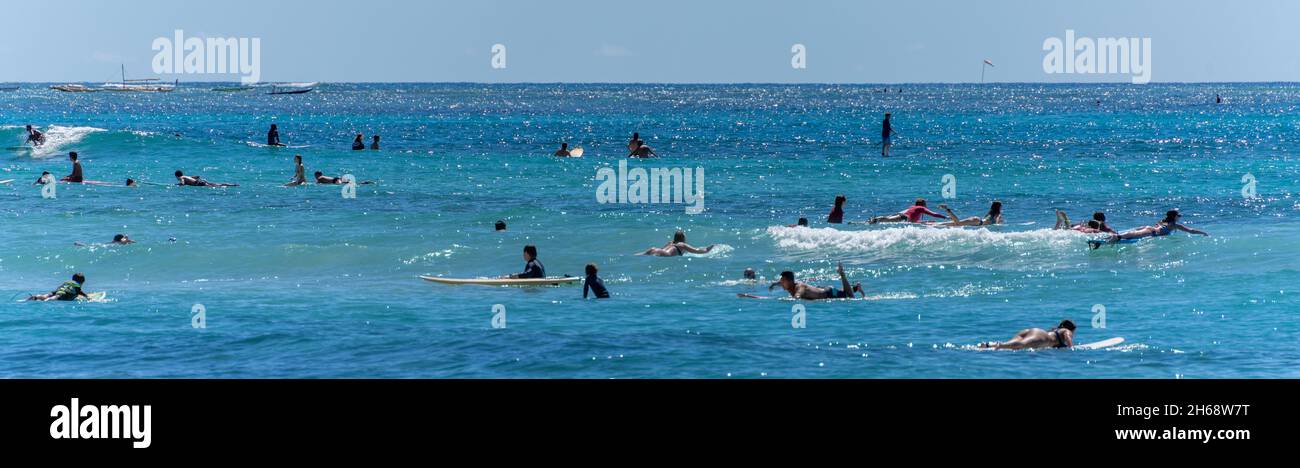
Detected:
left=766, top=225, right=1093, bottom=270
left=24, top=125, right=107, bottom=158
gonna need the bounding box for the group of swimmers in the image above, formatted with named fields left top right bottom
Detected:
left=552, top=132, right=659, bottom=158
left=266, top=124, right=380, bottom=151
left=26, top=148, right=370, bottom=189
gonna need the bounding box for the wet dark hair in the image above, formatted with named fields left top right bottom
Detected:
left=69, top=152, right=78, bottom=160
left=834, top=195, right=847, bottom=207
left=294, top=155, right=302, bottom=162
left=988, top=201, right=1002, bottom=218
left=314, top=171, right=324, bottom=177
left=495, top=220, right=507, bottom=231
left=797, top=218, right=809, bottom=227
left=585, top=263, right=598, bottom=276
left=743, top=268, right=756, bottom=279
left=915, top=198, right=927, bottom=207
left=125, top=178, right=135, bottom=185
left=72, top=273, right=86, bottom=284
left=780, top=271, right=796, bottom=282
left=561, top=143, right=568, bottom=150
left=672, top=230, right=687, bottom=243
left=1093, top=212, right=1106, bottom=222
left=372, top=135, right=380, bottom=140
left=270, top=124, right=277, bottom=129
left=1058, top=320, right=1077, bottom=332
left=113, top=234, right=127, bottom=242
left=1086, top=220, right=1102, bottom=229
left=631, top=132, right=639, bottom=141
left=1164, top=210, right=1181, bottom=223
left=174, top=170, right=183, bottom=177
left=523, top=245, right=537, bottom=258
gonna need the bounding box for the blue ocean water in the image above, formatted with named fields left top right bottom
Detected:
left=1, top=83, right=1297, bottom=378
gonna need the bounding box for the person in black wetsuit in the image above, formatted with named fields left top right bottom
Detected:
left=507, top=245, right=545, bottom=279
left=267, top=124, right=285, bottom=147
left=881, top=113, right=896, bottom=157
left=979, top=320, right=1076, bottom=350
left=370, top=135, right=381, bottom=150
left=582, top=263, right=610, bottom=299
left=352, top=134, right=365, bottom=151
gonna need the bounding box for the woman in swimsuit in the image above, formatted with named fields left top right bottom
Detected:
left=936, top=201, right=1002, bottom=227
left=827, top=195, right=847, bottom=224
left=640, top=230, right=715, bottom=257
left=1106, top=210, right=1208, bottom=243
left=1054, top=210, right=1105, bottom=233
left=979, top=320, right=1076, bottom=350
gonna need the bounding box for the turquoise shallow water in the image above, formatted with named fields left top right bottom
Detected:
left=1, top=83, right=1297, bottom=378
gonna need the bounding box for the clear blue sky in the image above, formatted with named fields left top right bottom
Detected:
left=2, top=0, right=1296, bottom=83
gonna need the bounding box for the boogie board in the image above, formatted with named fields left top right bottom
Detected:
left=420, top=276, right=580, bottom=286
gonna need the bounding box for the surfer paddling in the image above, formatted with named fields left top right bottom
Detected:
left=869, top=198, right=947, bottom=224
left=762, top=262, right=865, bottom=300
left=639, top=230, right=715, bottom=257
left=1093, top=209, right=1208, bottom=249
left=314, top=172, right=373, bottom=185
left=175, top=170, right=238, bottom=187
left=935, top=201, right=1003, bottom=227
left=25, top=273, right=89, bottom=302
left=1055, top=210, right=1114, bottom=233
left=979, top=320, right=1076, bottom=350
left=505, top=245, right=546, bottom=279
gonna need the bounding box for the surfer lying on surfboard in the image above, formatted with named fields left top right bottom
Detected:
left=1055, top=210, right=1112, bottom=233
left=978, top=320, right=1075, bottom=350
left=935, top=201, right=1003, bottom=227
left=315, top=172, right=374, bottom=185
left=504, top=245, right=546, bottom=279
left=175, top=170, right=238, bottom=187
left=765, top=262, right=865, bottom=300
left=1091, top=209, right=1207, bottom=249
left=639, top=230, right=715, bottom=257
left=25, top=273, right=90, bottom=302
left=868, top=198, right=947, bottom=224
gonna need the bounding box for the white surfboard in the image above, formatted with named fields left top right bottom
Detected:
left=420, top=276, right=580, bottom=286
left=1074, top=337, right=1125, bottom=350
left=569, top=147, right=584, bottom=157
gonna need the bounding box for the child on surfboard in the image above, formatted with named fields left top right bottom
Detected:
left=582, top=263, right=610, bottom=299
left=505, top=245, right=546, bottom=279
left=26, top=273, right=90, bottom=302
left=756, top=262, right=864, bottom=300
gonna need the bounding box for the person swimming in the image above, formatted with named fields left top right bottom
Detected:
left=314, top=172, right=373, bottom=185
left=639, top=230, right=715, bottom=257
left=1055, top=211, right=1112, bottom=233
left=125, top=178, right=138, bottom=187
left=628, top=133, right=641, bottom=153
left=352, top=134, right=365, bottom=151
left=33, top=171, right=52, bottom=185
left=286, top=155, right=307, bottom=186
left=869, top=198, right=947, bottom=224
left=743, top=268, right=757, bottom=280
left=979, top=320, right=1076, bottom=350
left=786, top=217, right=810, bottom=228
left=26, top=273, right=89, bottom=302
left=61, top=152, right=84, bottom=183
left=554, top=143, right=572, bottom=157
left=506, top=245, right=546, bottom=279
left=1095, top=209, right=1208, bottom=248
left=175, top=170, right=238, bottom=187
left=935, top=201, right=1003, bottom=227
left=495, top=220, right=507, bottom=232
left=828, top=195, right=847, bottom=224
left=582, top=263, right=610, bottom=299
left=768, top=262, right=865, bottom=300
left=25, top=125, right=44, bottom=147
left=881, top=113, right=896, bottom=157
left=267, top=124, right=285, bottom=147
left=370, top=135, right=381, bottom=150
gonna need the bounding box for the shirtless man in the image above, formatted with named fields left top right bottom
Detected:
left=765, top=262, right=864, bottom=300
left=554, top=143, right=572, bottom=157
left=175, top=170, right=238, bottom=187
left=869, top=198, right=947, bottom=224
left=61, top=152, right=84, bottom=183
left=979, top=320, right=1076, bottom=350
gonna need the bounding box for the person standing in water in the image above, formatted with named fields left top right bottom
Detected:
left=286, top=155, right=307, bottom=186
left=352, top=134, right=366, bottom=151
left=881, top=113, right=896, bottom=157
left=582, top=263, right=610, bottom=299
left=628, top=133, right=641, bottom=153
left=869, top=198, right=947, bottom=224
left=506, top=245, right=546, bottom=279
left=979, top=320, right=1076, bottom=350
left=630, top=140, right=657, bottom=158
left=828, top=195, right=847, bottom=224
left=370, top=135, right=381, bottom=150
left=765, top=263, right=865, bottom=300
left=60, top=152, right=84, bottom=183
left=267, top=124, right=285, bottom=147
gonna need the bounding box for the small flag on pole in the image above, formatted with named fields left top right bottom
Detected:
left=983, top=59, right=995, bottom=67
left=981, top=59, right=994, bottom=83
